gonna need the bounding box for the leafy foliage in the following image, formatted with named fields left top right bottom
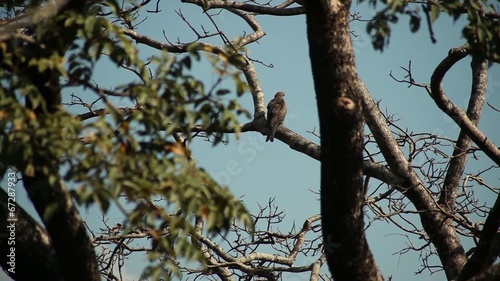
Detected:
left=0, top=1, right=252, bottom=279
left=364, top=0, right=500, bottom=60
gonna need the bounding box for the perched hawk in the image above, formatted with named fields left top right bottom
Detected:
left=266, top=92, right=287, bottom=142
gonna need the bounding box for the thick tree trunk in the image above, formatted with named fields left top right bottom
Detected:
left=22, top=174, right=100, bottom=281
left=1, top=1, right=100, bottom=281
left=0, top=189, right=64, bottom=281
left=303, top=1, right=382, bottom=280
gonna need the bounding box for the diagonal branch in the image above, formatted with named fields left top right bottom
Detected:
left=458, top=193, right=500, bottom=281
left=464, top=263, right=500, bottom=281
left=360, top=77, right=468, bottom=279
left=438, top=52, right=488, bottom=209
left=181, top=0, right=305, bottom=16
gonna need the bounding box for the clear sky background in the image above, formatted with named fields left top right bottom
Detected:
left=2, top=1, right=499, bottom=281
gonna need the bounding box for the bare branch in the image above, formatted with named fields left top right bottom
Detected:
left=181, top=0, right=305, bottom=16
left=422, top=3, right=437, bottom=44
left=360, top=77, right=469, bottom=279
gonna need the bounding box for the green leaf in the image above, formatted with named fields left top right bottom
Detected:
left=430, top=5, right=441, bottom=22
left=409, top=14, right=421, bottom=33
left=186, top=42, right=205, bottom=52
left=228, top=54, right=247, bottom=69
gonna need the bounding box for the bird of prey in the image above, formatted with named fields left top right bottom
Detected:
left=266, top=92, right=287, bottom=142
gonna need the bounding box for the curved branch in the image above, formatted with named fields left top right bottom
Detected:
left=289, top=214, right=322, bottom=262
left=430, top=44, right=500, bottom=166
left=224, top=8, right=266, bottom=47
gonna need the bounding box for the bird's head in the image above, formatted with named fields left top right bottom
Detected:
left=275, top=92, right=285, bottom=98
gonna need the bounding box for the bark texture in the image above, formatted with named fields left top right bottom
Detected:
left=0, top=189, right=64, bottom=281
left=3, top=1, right=100, bottom=281
left=361, top=74, right=469, bottom=279
left=303, top=1, right=382, bottom=280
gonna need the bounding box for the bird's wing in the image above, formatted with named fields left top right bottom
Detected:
left=267, top=99, right=285, bottom=127
left=267, top=98, right=276, bottom=119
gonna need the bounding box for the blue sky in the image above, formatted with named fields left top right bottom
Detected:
left=2, top=1, right=499, bottom=281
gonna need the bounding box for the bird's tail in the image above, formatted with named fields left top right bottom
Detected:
left=266, top=128, right=275, bottom=142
